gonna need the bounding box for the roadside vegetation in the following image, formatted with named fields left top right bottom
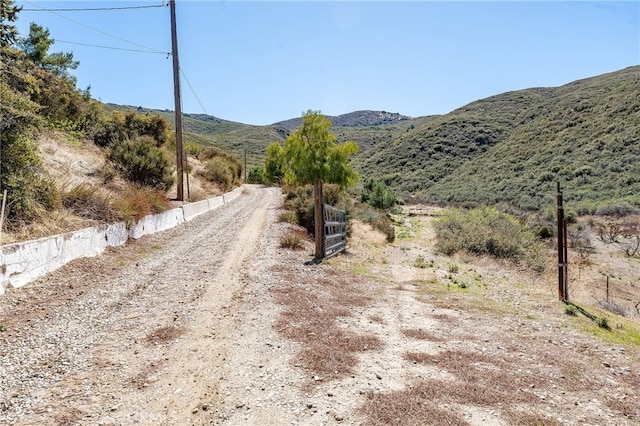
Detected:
left=0, top=1, right=241, bottom=242
left=433, top=206, right=547, bottom=272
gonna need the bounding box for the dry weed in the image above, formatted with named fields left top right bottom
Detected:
left=401, top=328, right=443, bottom=341
left=271, top=263, right=382, bottom=390
left=145, top=326, right=185, bottom=345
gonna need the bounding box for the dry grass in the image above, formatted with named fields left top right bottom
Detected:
left=368, top=314, right=385, bottom=324
left=278, top=228, right=308, bottom=250
left=53, top=408, right=85, bottom=426
left=271, top=265, right=382, bottom=390
left=401, top=328, right=443, bottom=341
left=431, top=313, right=459, bottom=324
left=145, top=326, right=185, bottom=345
left=62, top=183, right=120, bottom=222
left=129, top=360, right=166, bottom=390
left=368, top=327, right=640, bottom=425
left=368, top=348, right=564, bottom=425
left=325, top=210, right=640, bottom=424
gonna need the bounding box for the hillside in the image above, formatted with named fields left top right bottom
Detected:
left=112, top=66, right=640, bottom=212
left=117, top=107, right=428, bottom=170
left=358, top=66, right=640, bottom=211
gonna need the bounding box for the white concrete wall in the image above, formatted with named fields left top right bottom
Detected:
left=0, top=186, right=244, bottom=295
left=223, top=187, right=242, bottom=204
left=181, top=199, right=211, bottom=222
left=208, top=196, right=224, bottom=211
left=129, top=208, right=184, bottom=239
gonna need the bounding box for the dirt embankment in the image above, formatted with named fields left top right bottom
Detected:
left=1, top=185, right=639, bottom=426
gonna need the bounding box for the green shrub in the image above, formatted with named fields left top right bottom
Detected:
left=108, top=136, right=174, bottom=191
left=595, top=316, right=610, bottom=329
left=433, top=206, right=544, bottom=269
left=94, top=111, right=170, bottom=148
left=284, top=184, right=352, bottom=236
left=247, top=166, right=266, bottom=184
left=278, top=210, right=298, bottom=225
left=204, top=157, right=235, bottom=191
left=198, top=148, right=243, bottom=190
left=360, top=178, right=398, bottom=211
left=564, top=304, right=578, bottom=316
left=0, top=129, right=47, bottom=224
left=185, top=141, right=202, bottom=157
left=414, top=256, right=433, bottom=269
left=594, top=202, right=639, bottom=217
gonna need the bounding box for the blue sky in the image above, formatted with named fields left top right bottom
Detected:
left=14, top=1, right=640, bottom=125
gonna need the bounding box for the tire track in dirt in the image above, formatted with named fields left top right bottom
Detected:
left=0, top=186, right=280, bottom=425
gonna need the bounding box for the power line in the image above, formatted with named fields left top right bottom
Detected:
left=180, top=69, right=208, bottom=114
left=21, top=4, right=167, bottom=12
left=21, top=1, right=167, bottom=54
left=56, top=39, right=170, bottom=56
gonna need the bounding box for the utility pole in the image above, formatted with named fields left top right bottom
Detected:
left=170, top=0, right=184, bottom=201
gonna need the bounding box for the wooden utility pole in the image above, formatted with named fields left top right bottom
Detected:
left=314, top=178, right=325, bottom=259
left=170, top=0, right=184, bottom=201
left=557, top=182, right=566, bottom=301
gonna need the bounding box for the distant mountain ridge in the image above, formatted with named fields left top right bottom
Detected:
left=273, top=110, right=412, bottom=130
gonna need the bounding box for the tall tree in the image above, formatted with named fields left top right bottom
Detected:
left=280, top=110, right=359, bottom=188
left=19, top=22, right=79, bottom=82
left=266, top=110, right=359, bottom=258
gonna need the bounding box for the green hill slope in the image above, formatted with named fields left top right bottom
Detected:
left=359, top=66, right=640, bottom=211
left=123, top=107, right=432, bottom=170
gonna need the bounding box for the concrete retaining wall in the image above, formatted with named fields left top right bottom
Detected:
left=223, top=187, right=242, bottom=204
left=129, top=208, right=184, bottom=239
left=0, top=186, right=244, bottom=295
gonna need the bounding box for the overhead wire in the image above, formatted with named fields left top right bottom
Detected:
left=20, top=0, right=168, bottom=54
left=180, top=69, right=208, bottom=114
left=56, top=39, right=169, bottom=55
left=21, top=4, right=167, bottom=12
left=18, top=0, right=210, bottom=116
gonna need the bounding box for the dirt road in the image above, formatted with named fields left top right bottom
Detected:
left=0, top=185, right=305, bottom=425
left=1, top=185, right=639, bottom=426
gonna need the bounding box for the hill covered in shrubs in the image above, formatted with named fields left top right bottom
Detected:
left=357, top=66, right=640, bottom=213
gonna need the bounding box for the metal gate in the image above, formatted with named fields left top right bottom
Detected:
left=323, top=204, right=347, bottom=259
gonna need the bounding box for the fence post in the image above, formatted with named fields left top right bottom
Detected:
left=314, top=178, right=324, bottom=260
left=563, top=218, right=569, bottom=302
left=557, top=182, right=566, bottom=301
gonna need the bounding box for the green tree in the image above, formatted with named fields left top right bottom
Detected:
left=263, top=141, right=285, bottom=184
left=19, top=22, right=79, bottom=82
left=265, top=110, right=359, bottom=258
left=1, top=40, right=52, bottom=225
left=280, top=110, right=359, bottom=188
left=0, top=0, right=21, bottom=48
left=360, top=178, right=398, bottom=210
left=247, top=166, right=266, bottom=184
